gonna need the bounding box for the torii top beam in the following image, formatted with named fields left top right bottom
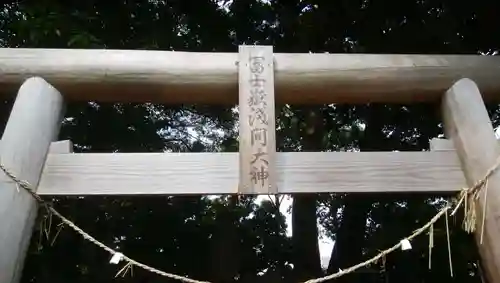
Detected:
left=0, top=48, right=499, bottom=104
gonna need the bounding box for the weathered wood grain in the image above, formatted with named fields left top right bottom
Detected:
left=238, top=45, right=277, bottom=194
left=0, top=140, right=73, bottom=153
left=37, top=151, right=466, bottom=195
left=0, top=77, right=64, bottom=283
left=430, top=138, right=500, bottom=151
left=48, top=140, right=73, bottom=153
left=442, top=78, right=500, bottom=283
left=1, top=48, right=500, bottom=104
left=429, top=138, right=454, bottom=151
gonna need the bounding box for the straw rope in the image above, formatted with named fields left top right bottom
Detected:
left=1, top=154, right=499, bottom=282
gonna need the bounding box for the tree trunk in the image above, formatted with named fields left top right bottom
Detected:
left=327, top=106, right=390, bottom=282
left=210, top=196, right=239, bottom=283
left=292, top=109, right=323, bottom=282
left=326, top=195, right=372, bottom=282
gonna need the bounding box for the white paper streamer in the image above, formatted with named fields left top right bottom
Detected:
left=400, top=239, right=412, bottom=251
left=110, top=252, right=124, bottom=264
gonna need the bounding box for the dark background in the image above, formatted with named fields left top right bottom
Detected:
left=1, top=0, right=499, bottom=282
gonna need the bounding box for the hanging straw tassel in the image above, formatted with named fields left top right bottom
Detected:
left=480, top=179, right=488, bottom=244
left=445, top=211, right=453, bottom=277
left=428, top=224, right=434, bottom=270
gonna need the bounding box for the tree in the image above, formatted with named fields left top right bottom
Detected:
left=0, top=0, right=499, bottom=282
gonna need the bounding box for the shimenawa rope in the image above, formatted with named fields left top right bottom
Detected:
left=1, top=154, right=499, bottom=283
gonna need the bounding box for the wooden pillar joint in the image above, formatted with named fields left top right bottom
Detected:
left=0, top=77, right=65, bottom=283
left=441, top=78, right=500, bottom=283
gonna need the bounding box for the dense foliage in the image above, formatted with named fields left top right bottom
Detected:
left=1, top=0, right=500, bottom=282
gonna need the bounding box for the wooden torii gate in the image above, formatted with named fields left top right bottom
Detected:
left=1, top=46, right=500, bottom=282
